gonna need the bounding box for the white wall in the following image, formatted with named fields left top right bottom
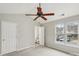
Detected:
left=44, top=15, right=79, bottom=55
left=0, top=14, right=39, bottom=52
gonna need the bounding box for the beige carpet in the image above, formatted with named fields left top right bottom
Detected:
left=3, top=46, right=71, bottom=56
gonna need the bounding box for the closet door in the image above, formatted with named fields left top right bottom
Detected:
left=1, top=21, right=16, bottom=54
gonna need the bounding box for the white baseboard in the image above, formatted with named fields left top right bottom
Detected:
left=0, top=45, right=35, bottom=55
left=16, top=45, right=35, bottom=51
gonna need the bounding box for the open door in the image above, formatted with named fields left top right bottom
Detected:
left=35, top=26, right=44, bottom=46
left=39, top=26, right=44, bottom=45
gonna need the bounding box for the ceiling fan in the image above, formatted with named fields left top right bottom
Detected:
left=25, top=3, right=55, bottom=21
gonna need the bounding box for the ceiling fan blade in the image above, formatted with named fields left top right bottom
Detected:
left=33, top=16, right=39, bottom=21
left=41, top=16, right=47, bottom=20
left=43, top=13, right=55, bottom=16
left=25, top=14, right=37, bottom=16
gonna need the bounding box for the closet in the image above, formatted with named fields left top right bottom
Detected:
left=0, top=21, right=17, bottom=55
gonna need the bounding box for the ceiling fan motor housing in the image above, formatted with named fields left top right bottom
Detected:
left=37, top=7, right=43, bottom=16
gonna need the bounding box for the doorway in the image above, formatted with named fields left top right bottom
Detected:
left=34, top=26, right=44, bottom=47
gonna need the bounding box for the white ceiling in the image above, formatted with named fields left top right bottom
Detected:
left=0, top=3, right=79, bottom=23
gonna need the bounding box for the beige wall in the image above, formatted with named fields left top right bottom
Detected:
left=0, top=14, right=39, bottom=53
left=44, top=15, right=79, bottom=55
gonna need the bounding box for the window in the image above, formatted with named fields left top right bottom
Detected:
left=56, top=24, right=65, bottom=42
left=66, top=23, right=78, bottom=44
left=56, top=22, right=79, bottom=46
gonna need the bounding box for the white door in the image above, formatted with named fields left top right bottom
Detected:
left=39, top=27, right=44, bottom=45
left=1, top=21, right=16, bottom=54
left=35, top=26, right=44, bottom=46
left=35, top=26, right=39, bottom=42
